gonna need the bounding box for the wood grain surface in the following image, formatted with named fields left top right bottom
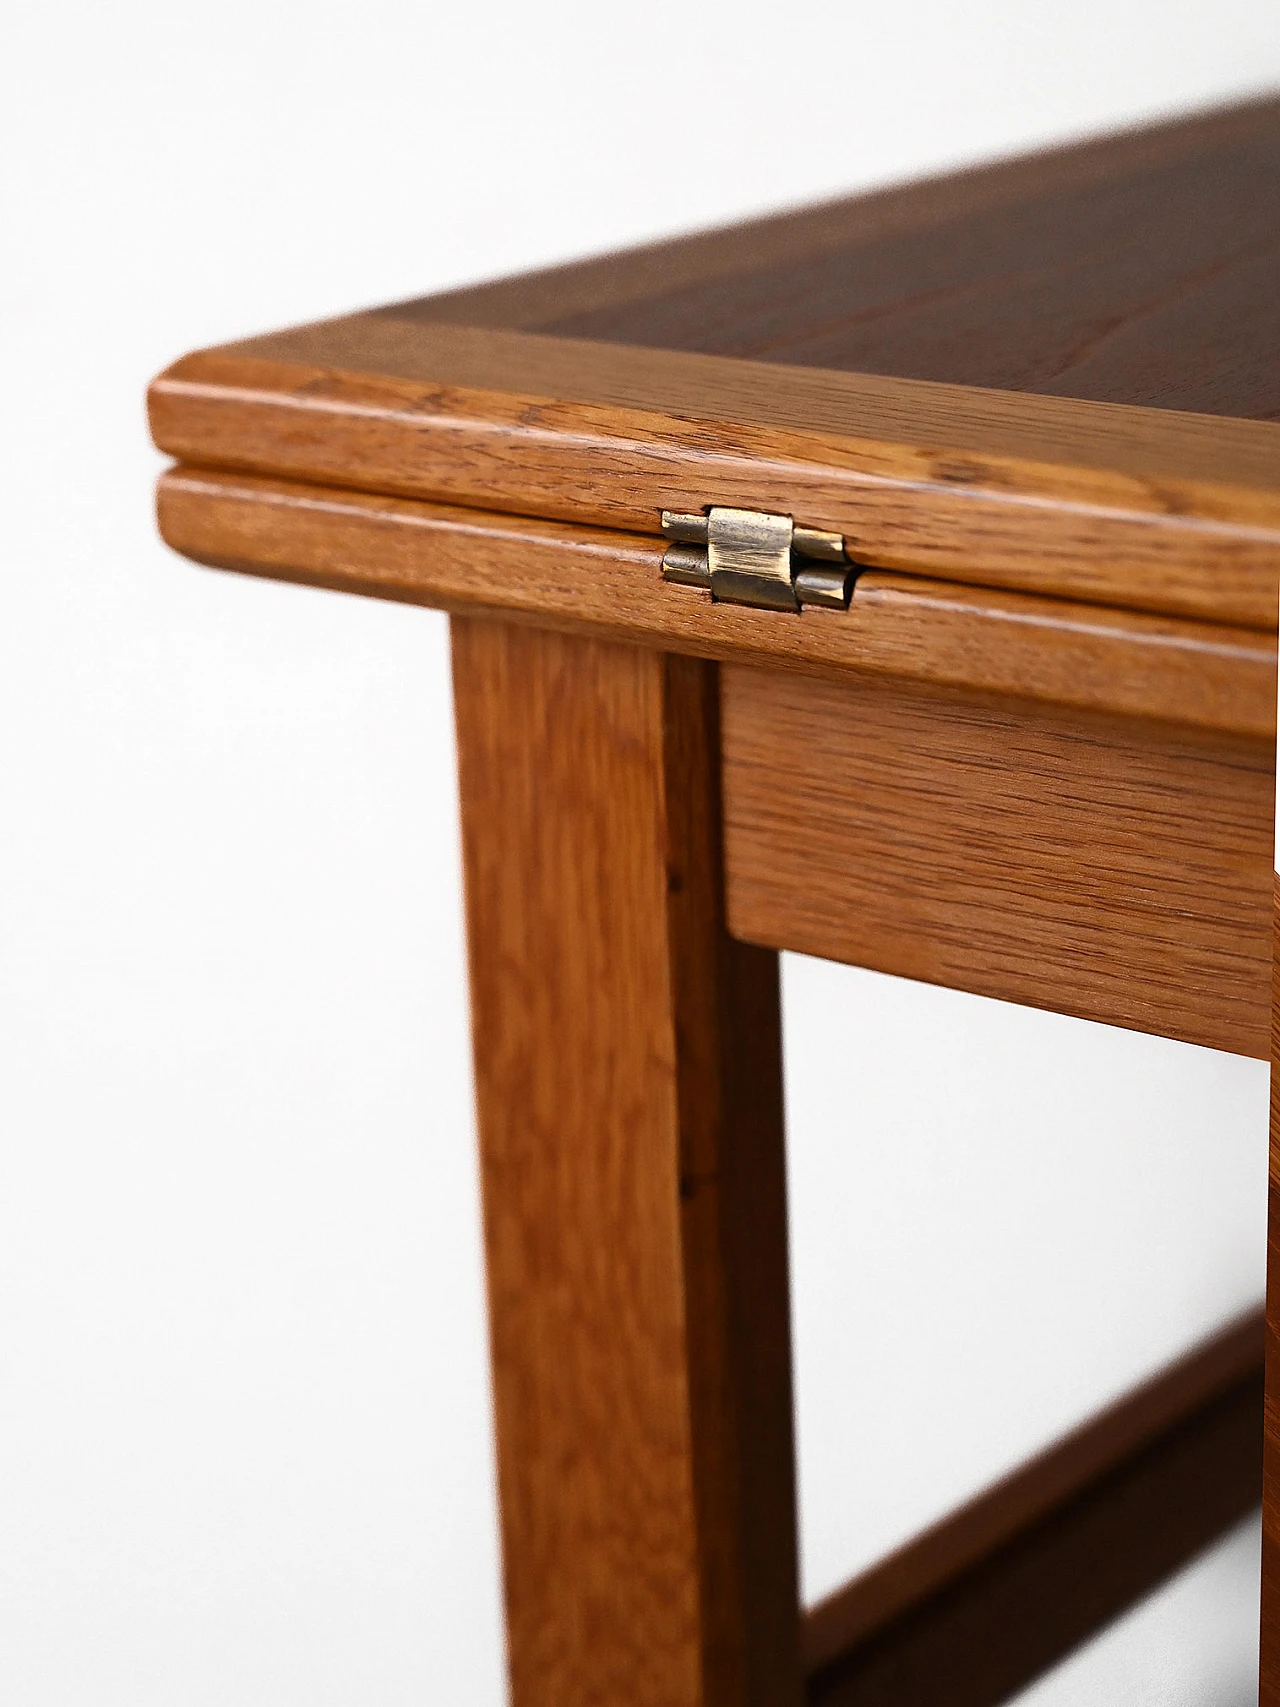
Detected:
left=804, top=1309, right=1263, bottom=1672
left=721, top=665, right=1273, bottom=1056
left=403, top=97, right=1280, bottom=426
left=401, top=103, right=1280, bottom=334
left=156, top=468, right=1277, bottom=738
left=520, top=102, right=1280, bottom=422
left=149, top=329, right=1280, bottom=629
left=146, top=93, right=1280, bottom=1707
left=452, top=620, right=799, bottom=1707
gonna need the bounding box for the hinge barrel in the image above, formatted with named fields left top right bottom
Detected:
left=708, top=508, right=796, bottom=610
left=660, top=507, right=852, bottom=612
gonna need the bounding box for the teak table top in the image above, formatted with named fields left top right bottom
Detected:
left=152, top=96, right=1280, bottom=636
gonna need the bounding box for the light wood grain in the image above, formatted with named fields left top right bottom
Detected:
left=149, top=327, right=1280, bottom=629
left=721, top=665, right=1273, bottom=1056
left=156, top=468, right=1277, bottom=738
left=184, top=314, right=1280, bottom=493
left=452, top=620, right=799, bottom=1707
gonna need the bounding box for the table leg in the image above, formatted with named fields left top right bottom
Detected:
left=451, top=618, right=801, bottom=1707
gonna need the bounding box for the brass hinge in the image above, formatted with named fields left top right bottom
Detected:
left=660, top=508, right=852, bottom=612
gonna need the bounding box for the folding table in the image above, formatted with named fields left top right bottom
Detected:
left=149, top=95, right=1280, bottom=1706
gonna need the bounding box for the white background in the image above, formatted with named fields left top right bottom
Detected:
left=4, top=4, right=1280, bottom=1702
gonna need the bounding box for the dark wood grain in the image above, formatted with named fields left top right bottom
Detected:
left=721, top=665, right=1273, bottom=1056
left=803, top=1309, right=1263, bottom=1671
left=805, top=1363, right=1262, bottom=1707
left=451, top=619, right=799, bottom=1707
left=155, top=467, right=1277, bottom=739
left=406, top=96, right=1280, bottom=421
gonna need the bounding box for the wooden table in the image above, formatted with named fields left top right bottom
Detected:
left=149, top=96, right=1280, bottom=1707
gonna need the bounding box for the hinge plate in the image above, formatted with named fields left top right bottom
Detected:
left=660, top=508, right=852, bottom=611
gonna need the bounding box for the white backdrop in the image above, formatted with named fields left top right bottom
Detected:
left=4, top=4, right=1280, bottom=1702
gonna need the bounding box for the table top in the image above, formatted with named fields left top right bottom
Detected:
left=149, top=96, right=1280, bottom=638
left=403, top=94, right=1280, bottom=421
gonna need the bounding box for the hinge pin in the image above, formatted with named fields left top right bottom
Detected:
left=661, top=543, right=712, bottom=589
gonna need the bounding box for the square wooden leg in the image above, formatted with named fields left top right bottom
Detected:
left=451, top=618, right=801, bottom=1707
